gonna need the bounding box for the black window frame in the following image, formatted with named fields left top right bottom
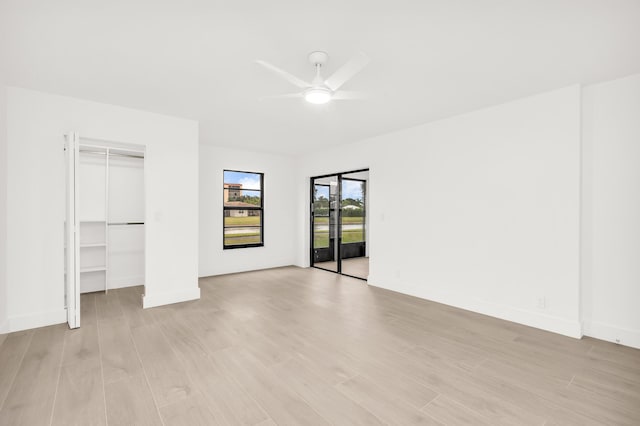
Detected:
left=223, top=169, right=264, bottom=249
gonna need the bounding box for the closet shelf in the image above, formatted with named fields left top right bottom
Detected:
left=80, top=243, right=106, bottom=248
left=80, top=266, right=107, bottom=273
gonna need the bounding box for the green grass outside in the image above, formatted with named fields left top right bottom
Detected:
left=225, top=232, right=261, bottom=246
left=314, top=216, right=363, bottom=225
left=225, top=216, right=260, bottom=226
left=314, top=229, right=364, bottom=247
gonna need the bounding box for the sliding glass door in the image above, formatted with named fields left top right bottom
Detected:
left=340, top=174, right=367, bottom=278
left=310, top=169, right=368, bottom=279
left=312, top=175, right=339, bottom=272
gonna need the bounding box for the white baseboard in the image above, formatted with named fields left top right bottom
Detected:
left=368, top=277, right=582, bottom=339
left=4, top=308, right=67, bottom=333
left=582, top=320, right=640, bottom=349
left=0, top=319, right=8, bottom=334
left=143, top=287, right=200, bottom=309
left=108, top=274, right=145, bottom=290
left=80, top=275, right=144, bottom=294
left=199, top=262, right=296, bottom=278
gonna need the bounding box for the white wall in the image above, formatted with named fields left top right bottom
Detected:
left=199, top=145, right=297, bottom=277
left=297, top=86, right=583, bottom=338
left=5, top=87, right=199, bottom=332
left=582, top=73, right=640, bottom=348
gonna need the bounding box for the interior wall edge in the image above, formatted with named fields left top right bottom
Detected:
left=578, top=72, right=640, bottom=349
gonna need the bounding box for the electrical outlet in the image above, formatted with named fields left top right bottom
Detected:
left=537, top=296, right=547, bottom=309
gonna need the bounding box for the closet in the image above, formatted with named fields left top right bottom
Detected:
left=65, top=132, right=145, bottom=328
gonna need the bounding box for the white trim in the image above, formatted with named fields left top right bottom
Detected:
left=583, top=320, right=640, bottom=349
left=368, top=278, right=583, bottom=339
left=5, top=309, right=67, bottom=333
left=65, top=132, right=80, bottom=329
left=78, top=137, right=146, bottom=156
left=105, top=147, right=110, bottom=294
left=108, top=275, right=145, bottom=289
left=143, top=287, right=200, bottom=309
left=198, top=262, right=296, bottom=278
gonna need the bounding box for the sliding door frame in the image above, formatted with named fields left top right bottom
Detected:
left=309, top=168, right=369, bottom=280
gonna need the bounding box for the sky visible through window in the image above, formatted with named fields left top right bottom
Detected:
left=315, top=181, right=363, bottom=201
left=224, top=170, right=261, bottom=194
left=342, top=180, right=364, bottom=201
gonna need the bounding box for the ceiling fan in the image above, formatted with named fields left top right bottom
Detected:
left=256, top=51, right=370, bottom=104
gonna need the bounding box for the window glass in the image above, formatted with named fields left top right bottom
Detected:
left=223, top=170, right=263, bottom=248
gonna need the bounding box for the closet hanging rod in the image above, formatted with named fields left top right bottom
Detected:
left=108, top=222, right=145, bottom=226
left=79, top=136, right=145, bottom=152
left=79, top=149, right=145, bottom=159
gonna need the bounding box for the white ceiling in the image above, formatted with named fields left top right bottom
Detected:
left=2, top=0, right=639, bottom=155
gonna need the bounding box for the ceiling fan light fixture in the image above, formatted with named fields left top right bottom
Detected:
left=304, top=87, right=332, bottom=104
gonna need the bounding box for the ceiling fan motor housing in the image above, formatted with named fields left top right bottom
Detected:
left=308, top=51, right=329, bottom=66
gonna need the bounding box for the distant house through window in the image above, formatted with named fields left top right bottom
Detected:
left=223, top=170, right=264, bottom=248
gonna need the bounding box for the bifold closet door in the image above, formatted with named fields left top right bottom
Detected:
left=65, top=133, right=80, bottom=328
left=108, top=155, right=145, bottom=289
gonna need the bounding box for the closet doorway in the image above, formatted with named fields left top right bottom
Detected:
left=65, top=133, right=145, bottom=328
left=310, top=169, right=369, bottom=280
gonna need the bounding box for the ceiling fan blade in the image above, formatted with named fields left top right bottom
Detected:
left=332, top=91, right=369, bottom=100
left=256, top=60, right=310, bottom=89
left=259, top=93, right=303, bottom=101
left=324, top=52, right=370, bottom=91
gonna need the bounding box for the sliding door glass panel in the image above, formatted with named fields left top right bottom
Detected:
left=340, top=173, right=368, bottom=279
left=312, top=177, right=338, bottom=272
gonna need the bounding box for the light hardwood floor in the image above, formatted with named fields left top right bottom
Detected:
left=315, top=257, right=369, bottom=279
left=0, top=266, right=639, bottom=425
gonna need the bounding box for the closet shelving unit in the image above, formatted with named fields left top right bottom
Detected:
left=79, top=220, right=107, bottom=279
left=78, top=142, right=145, bottom=294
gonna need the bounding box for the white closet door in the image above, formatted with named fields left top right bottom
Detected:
left=65, top=132, right=80, bottom=329
left=108, top=155, right=145, bottom=289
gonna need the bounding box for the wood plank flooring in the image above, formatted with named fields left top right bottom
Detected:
left=314, top=257, right=369, bottom=280
left=0, top=266, right=639, bottom=425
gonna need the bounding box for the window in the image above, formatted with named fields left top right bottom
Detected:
left=223, top=170, right=264, bottom=249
